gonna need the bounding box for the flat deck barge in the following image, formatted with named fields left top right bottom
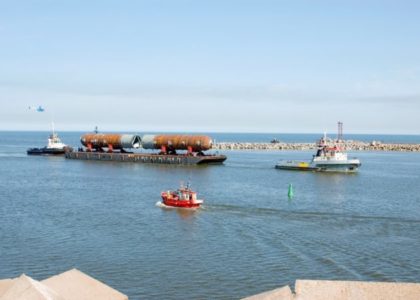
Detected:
left=65, top=151, right=227, bottom=165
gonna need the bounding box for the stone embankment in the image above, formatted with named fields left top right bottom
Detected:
left=213, top=141, right=420, bottom=152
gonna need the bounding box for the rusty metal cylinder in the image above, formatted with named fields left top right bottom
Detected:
left=141, top=134, right=212, bottom=152
left=81, top=134, right=141, bottom=149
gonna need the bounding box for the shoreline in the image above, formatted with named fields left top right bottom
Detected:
left=213, top=141, right=420, bottom=152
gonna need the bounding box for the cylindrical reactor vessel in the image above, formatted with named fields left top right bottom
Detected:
left=141, top=135, right=212, bottom=152
left=81, top=134, right=141, bottom=149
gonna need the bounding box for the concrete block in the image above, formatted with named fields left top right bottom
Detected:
left=295, top=280, right=420, bottom=300
left=42, top=268, right=128, bottom=300
left=0, top=274, right=64, bottom=300
left=0, top=279, right=14, bottom=298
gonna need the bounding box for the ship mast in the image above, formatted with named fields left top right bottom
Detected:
left=337, top=121, right=343, bottom=142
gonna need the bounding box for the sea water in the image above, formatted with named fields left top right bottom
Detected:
left=0, top=131, right=419, bottom=299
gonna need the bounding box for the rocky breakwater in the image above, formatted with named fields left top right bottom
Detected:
left=213, top=140, right=420, bottom=152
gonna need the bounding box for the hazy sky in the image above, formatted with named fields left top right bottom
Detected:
left=1, top=0, right=419, bottom=134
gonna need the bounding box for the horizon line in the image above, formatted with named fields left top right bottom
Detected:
left=0, top=129, right=419, bottom=136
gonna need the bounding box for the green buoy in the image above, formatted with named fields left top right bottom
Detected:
left=288, top=183, right=294, bottom=198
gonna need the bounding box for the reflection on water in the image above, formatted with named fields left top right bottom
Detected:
left=156, top=201, right=201, bottom=220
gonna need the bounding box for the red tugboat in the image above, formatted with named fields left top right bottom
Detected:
left=159, top=183, right=203, bottom=209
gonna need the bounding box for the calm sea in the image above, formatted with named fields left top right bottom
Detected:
left=0, top=131, right=419, bottom=299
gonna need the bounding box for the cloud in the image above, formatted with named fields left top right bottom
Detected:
left=1, top=78, right=419, bottom=133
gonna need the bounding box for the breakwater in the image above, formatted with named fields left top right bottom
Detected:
left=213, top=141, right=420, bottom=152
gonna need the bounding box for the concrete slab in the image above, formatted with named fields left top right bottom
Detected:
left=295, top=280, right=420, bottom=300
left=242, top=280, right=420, bottom=300
left=0, top=274, right=64, bottom=300
left=0, top=279, right=14, bottom=298
left=42, top=269, right=128, bottom=300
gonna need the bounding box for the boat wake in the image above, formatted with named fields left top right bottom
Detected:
left=155, top=201, right=168, bottom=208
left=0, top=153, right=27, bottom=158
left=204, top=203, right=420, bottom=224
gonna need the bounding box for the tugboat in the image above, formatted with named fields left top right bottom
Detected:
left=158, top=183, right=204, bottom=209
left=27, top=128, right=71, bottom=155
left=275, top=133, right=361, bottom=173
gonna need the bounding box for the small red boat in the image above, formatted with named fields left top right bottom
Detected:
left=160, top=183, right=203, bottom=209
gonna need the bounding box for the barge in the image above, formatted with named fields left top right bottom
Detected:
left=65, top=151, right=226, bottom=165
left=65, top=133, right=227, bottom=165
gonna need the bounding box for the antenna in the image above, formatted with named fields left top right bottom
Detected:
left=337, top=121, right=343, bottom=141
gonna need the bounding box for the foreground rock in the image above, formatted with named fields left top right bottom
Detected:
left=0, top=269, right=127, bottom=300
left=214, top=141, right=420, bottom=152
left=242, top=279, right=420, bottom=300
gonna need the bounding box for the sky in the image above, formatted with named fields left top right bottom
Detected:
left=0, top=0, right=419, bottom=134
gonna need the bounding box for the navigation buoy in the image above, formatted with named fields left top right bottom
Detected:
left=288, top=183, right=294, bottom=198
